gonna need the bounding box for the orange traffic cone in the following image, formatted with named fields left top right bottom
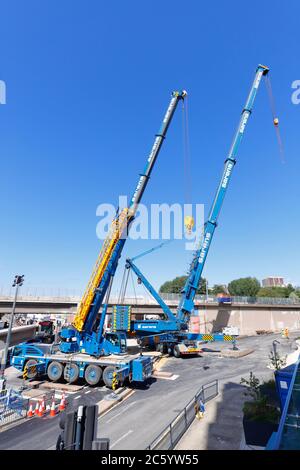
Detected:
left=41, top=397, right=46, bottom=413
left=34, top=401, right=39, bottom=416
left=59, top=393, right=66, bottom=412
left=49, top=398, right=56, bottom=417
left=37, top=400, right=44, bottom=417
left=27, top=402, right=34, bottom=418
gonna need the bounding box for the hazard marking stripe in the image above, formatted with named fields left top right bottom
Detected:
left=202, top=335, right=213, bottom=341
left=224, top=335, right=233, bottom=341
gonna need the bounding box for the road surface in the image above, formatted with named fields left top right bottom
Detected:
left=0, top=332, right=298, bottom=449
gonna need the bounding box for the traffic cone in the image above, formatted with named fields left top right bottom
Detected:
left=49, top=398, right=56, bottom=417
left=59, top=392, right=66, bottom=412
left=27, top=402, right=34, bottom=418
left=41, top=397, right=46, bottom=413
left=34, top=401, right=39, bottom=416
left=37, top=400, right=44, bottom=417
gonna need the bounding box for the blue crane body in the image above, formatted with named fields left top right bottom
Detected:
left=125, top=65, right=269, bottom=356
left=10, top=91, right=186, bottom=387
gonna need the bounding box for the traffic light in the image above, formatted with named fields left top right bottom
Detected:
left=57, top=404, right=108, bottom=450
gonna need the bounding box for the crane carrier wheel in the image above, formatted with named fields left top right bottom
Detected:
left=64, top=363, right=79, bottom=384
left=173, top=345, right=181, bottom=358
left=102, top=366, right=117, bottom=389
left=84, top=364, right=102, bottom=386
left=24, top=359, right=39, bottom=379
left=47, top=361, right=64, bottom=382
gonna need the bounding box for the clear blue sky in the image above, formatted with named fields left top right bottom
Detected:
left=0, top=1, right=299, bottom=297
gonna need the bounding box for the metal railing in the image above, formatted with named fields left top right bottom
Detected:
left=0, top=388, right=29, bottom=427
left=0, top=291, right=299, bottom=307
left=146, top=379, right=218, bottom=450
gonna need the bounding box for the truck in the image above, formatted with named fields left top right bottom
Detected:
left=120, top=65, right=269, bottom=357
left=10, top=342, right=152, bottom=387
left=10, top=90, right=186, bottom=387
left=26, top=320, right=55, bottom=344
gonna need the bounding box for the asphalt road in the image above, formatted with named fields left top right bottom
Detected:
left=97, top=332, right=299, bottom=450
left=0, top=385, right=109, bottom=450
left=0, top=332, right=298, bottom=450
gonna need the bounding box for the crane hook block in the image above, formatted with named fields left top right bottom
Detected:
left=184, top=215, right=194, bottom=234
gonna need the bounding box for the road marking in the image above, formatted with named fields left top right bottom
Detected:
left=155, top=374, right=179, bottom=381
left=106, top=401, right=137, bottom=424
left=85, top=390, right=91, bottom=394
left=74, top=395, right=81, bottom=400
left=110, top=430, right=133, bottom=449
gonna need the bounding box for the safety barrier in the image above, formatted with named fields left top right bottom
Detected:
left=0, top=388, right=29, bottom=427
left=0, top=291, right=299, bottom=306
left=146, top=379, right=218, bottom=450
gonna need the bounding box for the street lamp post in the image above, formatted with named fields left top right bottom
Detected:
left=0, top=275, right=24, bottom=388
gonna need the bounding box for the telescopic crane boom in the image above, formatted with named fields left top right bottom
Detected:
left=60, top=91, right=187, bottom=355
left=127, top=65, right=269, bottom=355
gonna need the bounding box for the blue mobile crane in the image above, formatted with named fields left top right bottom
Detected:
left=123, top=65, right=269, bottom=357
left=10, top=90, right=187, bottom=386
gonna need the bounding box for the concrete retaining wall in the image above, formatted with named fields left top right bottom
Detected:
left=196, top=306, right=300, bottom=336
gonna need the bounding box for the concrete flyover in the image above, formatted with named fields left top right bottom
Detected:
left=0, top=294, right=300, bottom=336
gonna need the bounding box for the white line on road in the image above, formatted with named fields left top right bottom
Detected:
left=74, top=395, right=81, bottom=400
left=110, top=430, right=133, bottom=449
left=85, top=390, right=91, bottom=394
left=105, top=401, right=137, bottom=424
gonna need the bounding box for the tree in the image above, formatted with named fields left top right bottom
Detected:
left=210, top=284, right=227, bottom=295
left=159, top=276, right=207, bottom=295
left=228, top=277, right=260, bottom=297
left=258, top=286, right=295, bottom=298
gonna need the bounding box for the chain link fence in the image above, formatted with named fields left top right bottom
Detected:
left=146, top=379, right=218, bottom=450
left=0, top=388, right=29, bottom=427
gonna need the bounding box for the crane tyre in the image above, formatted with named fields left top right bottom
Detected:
left=84, top=364, right=102, bottom=386
left=47, top=361, right=64, bottom=382
left=64, top=364, right=79, bottom=384
left=103, top=366, right=116, bottom=389
left=24, top=359, right=38, bottom=379
left=173, top=345, right=181, bottom=358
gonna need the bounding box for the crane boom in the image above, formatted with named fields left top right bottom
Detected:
left=126, top=65, right=269, bottom=355
left=177, top=64, right=269, bottom=322
left=71, top=90, right=187, bottom=336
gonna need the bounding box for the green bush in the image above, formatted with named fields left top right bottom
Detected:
left=243, top=397, right=280, bottom=424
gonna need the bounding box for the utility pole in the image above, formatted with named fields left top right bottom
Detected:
left=0, top=275, right=24, bottom=388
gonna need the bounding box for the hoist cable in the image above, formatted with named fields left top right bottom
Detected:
left=264, top=74, right=286, bottom=164
left=130, top=269, right=138, bottom=306
left=182, top=97, right=192, bottom=204
left=118, top=266, right=130, bottom=304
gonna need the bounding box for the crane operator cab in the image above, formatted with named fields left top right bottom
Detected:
left=105, top=331, right=127, bottom=354
left=59, top=327, right=128, bottom=356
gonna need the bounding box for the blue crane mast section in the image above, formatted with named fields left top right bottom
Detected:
left=126, top=65, right=269, bottom=356
left=60, top=90, right=187, bottom=356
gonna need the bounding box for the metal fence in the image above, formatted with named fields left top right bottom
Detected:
left=146, top=379, right=218, bottom=450
left=0, top=287, right=299, bottom=307
left=160, top=293, right=300, bottom=306
left=0, top=388, right=29, bottom=427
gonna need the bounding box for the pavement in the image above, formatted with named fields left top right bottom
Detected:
left=176, top=333, right=300, bottom=450
left=0, top=332, right=299, bottom=450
